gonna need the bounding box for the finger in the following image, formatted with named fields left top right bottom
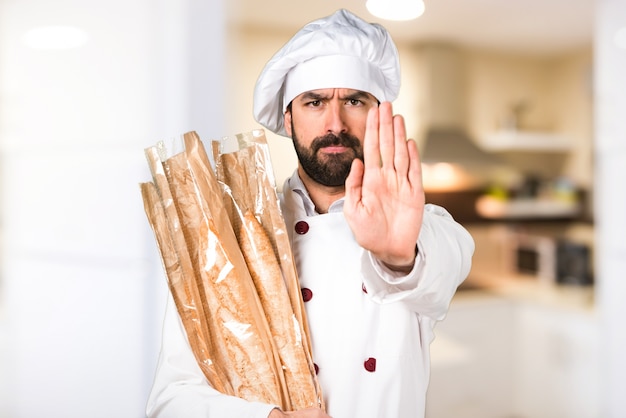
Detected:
left=364, top=106, right=380, bottom=171
left=392, top=114, right=410, bottom=176
left=406, top=138, right=424, bottom=190
left=344, top=158, right=364, bottom=211
left=378, top=102, right=395, bottom=169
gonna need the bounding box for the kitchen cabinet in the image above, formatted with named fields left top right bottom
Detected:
left=427, top=283, right=599, bottom=418
left=478, top=130, right=574, bottom=152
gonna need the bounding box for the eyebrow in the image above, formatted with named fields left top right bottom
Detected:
left=339, top=91, right=373, bottom=101
left=299, top=91, right=328, bottom=102
left=298, top=90, right=374, bottom=102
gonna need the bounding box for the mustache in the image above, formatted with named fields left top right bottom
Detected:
left=311, top=132, right=361, bottom=154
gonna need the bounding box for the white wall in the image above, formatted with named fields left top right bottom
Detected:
left=594, top=0, right=626, bottom=416
left=0, top=0, right=225, bottom=416
left=224, top=26, right=298, bottom=190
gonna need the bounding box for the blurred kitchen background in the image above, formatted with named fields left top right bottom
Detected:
left=0, top=0, right=625, bottom=417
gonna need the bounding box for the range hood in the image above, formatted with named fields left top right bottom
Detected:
left=416, top=44, right=501, bottom=167
left=416, top=43, right=574, bottom=157
left=421, top=129, right=502, bottom=168
left=417, top=44, right=466, bottom=133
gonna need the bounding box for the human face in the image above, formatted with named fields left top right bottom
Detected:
left=284, top=88, right=378, bottom=187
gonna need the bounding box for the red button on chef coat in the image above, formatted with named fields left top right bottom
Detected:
left=294, top=220, right=309, bottom=235
left=364, top=357, right=377, bottom=372
left=301, top=287, right=313, bottom=302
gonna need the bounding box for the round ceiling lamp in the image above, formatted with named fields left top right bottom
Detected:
left=366, top=0, right=425, bottom=21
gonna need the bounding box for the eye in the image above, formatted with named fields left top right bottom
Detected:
left=347, top=98, right=364, bottom=106
left=306, top=100, right=322, bottom=107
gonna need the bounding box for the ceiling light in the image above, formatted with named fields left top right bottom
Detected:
left=22, top=26, right=89, bottom=50
left=366, top=0, right=425, bottom=21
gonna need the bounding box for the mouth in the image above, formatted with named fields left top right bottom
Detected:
left=319, top=145, right=350, bottom=154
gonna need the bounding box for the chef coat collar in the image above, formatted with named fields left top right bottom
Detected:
left=288, top=171, right=345, bottom=216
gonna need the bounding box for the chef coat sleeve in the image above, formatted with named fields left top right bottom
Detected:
left=146, top=293, right=278, bottom=418
left=361, top=203, right=474, bottom=320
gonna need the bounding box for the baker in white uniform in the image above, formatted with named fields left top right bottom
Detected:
left=146, top=9, right=474, bottom=418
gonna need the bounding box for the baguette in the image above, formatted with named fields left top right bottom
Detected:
left=213, top=132, right=323, bottom=411
left=238, top=210, right=320, bottom=410
left=164, top=134, right=288, bottom=408
left=214, top=137, right=313, bottom=358
left=140, top=177, right=232, bottom=395
left=196, top=216, right=285, bottom=403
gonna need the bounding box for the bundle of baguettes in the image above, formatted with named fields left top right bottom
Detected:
left=140, top=131, right=323, bottom=411
left=212, top=130, right=323, bottom=411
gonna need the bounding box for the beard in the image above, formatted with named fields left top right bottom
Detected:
left=291, top=122, right=364, bottom=187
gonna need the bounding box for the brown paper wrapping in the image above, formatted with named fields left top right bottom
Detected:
left=141, top=130, right=323, bottom=412
left=140, top=181, right=231, bottom=394
left=213, top=130, right=323, bottom=410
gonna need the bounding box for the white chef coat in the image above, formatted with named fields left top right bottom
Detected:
left=146, top=171, right=474, bottom=418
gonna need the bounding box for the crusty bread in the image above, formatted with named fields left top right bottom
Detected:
left=164, top=144, right=287, bottom=408
left=141, top=169, right=232, bottom=396
left=196, top=217, right=286, bottom=404
left=142, top=131, right=323, bottom=411
left=214, top=132, right=324, bottom=411
left=238, top=210, right=320, bottom=410
left=214, top=137, right=315, bottom=363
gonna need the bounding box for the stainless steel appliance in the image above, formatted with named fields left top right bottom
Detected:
left=556, top=241, right=593, bottom=286
left=509, top=233, right=593, bottom=286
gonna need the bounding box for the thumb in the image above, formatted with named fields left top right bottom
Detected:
left=344, top=158, right=364, bottom=211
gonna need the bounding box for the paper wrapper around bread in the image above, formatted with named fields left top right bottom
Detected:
left=141, top=132, right=287, bottom=408
left=213, top=130, right=323, bottom=411
left=141, top=130, right=323, bottom=411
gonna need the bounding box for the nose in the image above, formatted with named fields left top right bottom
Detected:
left=324, top=101, right=348, bottom=134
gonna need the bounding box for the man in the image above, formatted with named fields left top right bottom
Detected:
left=146, top=9, right=473, bottom=418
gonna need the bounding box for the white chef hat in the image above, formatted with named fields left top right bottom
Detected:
left=253, top=9, right=401, bottom=137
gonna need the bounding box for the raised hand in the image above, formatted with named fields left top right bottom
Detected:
left=343, top=102, right=425, bottom=271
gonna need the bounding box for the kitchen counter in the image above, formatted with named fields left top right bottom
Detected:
left=455, top=272, right=595, bottom=314
left=429, top=272, right=600, bottom=418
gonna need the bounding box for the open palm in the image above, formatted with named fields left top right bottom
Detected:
left=344, top=102, right=425, bottom=270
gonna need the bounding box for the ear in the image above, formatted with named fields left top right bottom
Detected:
left=284, top=110, right=292, bottom=137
